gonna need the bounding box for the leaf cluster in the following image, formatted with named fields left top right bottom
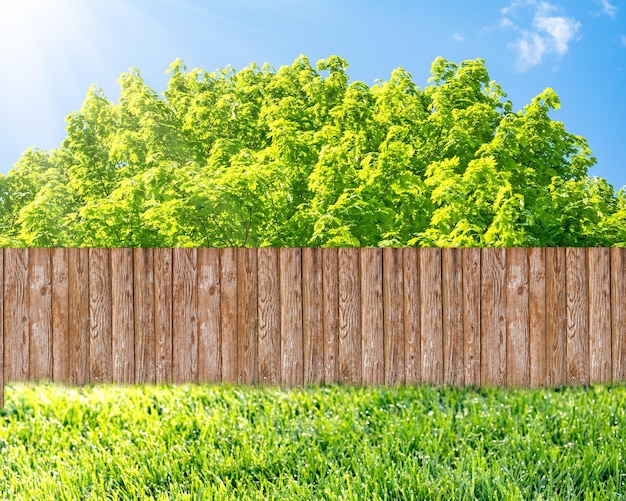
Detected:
left=1, top=55, right=624, bottom=247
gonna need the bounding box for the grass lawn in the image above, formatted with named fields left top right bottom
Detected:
left=0, top=382, right=625, bottom=500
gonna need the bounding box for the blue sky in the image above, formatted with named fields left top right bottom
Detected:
left=1, top=0, right=624, bottom=189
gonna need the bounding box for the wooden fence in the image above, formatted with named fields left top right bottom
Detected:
left=1, top=247, right=625, bottom=405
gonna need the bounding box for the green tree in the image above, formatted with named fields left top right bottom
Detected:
left=1, top=55, right=623, bottom=248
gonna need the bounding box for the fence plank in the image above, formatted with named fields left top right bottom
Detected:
left=0, top=250, right=3, bottom=406
left=51, top=249, right=69, bottom=383
left=303, top=248, right=324, bottom=385
left=172, top=248, right=198, bottom=383
left=462, top=248, right=481, bottom=386
left=281, top=248, right=303, bottom=386
left=338, top=248, right=361, bottom=384
left=30, top=248, right=52, bottom=380
left=481, top=248, right=506, bottom=387
left=545, top=248, right=567, bottom=387
left=442, top=248, right=463, bottom=386
left=323, top=248, right=339, bottom=384
left=258, top=248, right=280, bottom=384
left=611, top=248, right=626, bottom=382
left=4, top=249, right=29, bottom=380
left=111, top=249, right=134, bottom=384
left=384, top=248, right=404, bottom=385
left=238, top=248, right=258, bottom=384
left=69, top=249, right=90, bottom=385
left=506, top=248, right=529, bottom=387
left=154, top=248, right=172, bottom=384
left=403, top=249, right=421, bottom=384
left=566, top=248, right=590, bottom=386
left=361, top=248, right=383, bottom=386
left=198, top=248, right=221, bottom=383
left=89, top=249, right=112, bottom=383
left=588, top=248, right=611, bottom=384
left=421, top=248, right=443, bottom=384
left=220, top=248, right=238, bottom=383
left=134, top=248, right=156, bottom=384
left=528, top=248, right=546, bottom=387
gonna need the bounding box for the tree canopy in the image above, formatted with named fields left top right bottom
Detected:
left=1, top=55, right=624, bottom=247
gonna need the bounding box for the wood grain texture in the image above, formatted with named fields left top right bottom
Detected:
left=154, top=248, right=172, bottom=384
left=566, top=248, right=590, bottom=386
left=69, top=249, right=90, bottom=385
left=323, top=248, right=339, bottom=384
left=384, top=248, right=404, bottom=385
left=611, top=248, right=626, bottom=382
left=0, top=251, right=3, bottom=405
left=528, top=248, right=546, bottom=387
left=198, top=248, right=221, bottom=383
left=29, top=248, right=52, bottom=380
left=238, top=248, right=258, bottom=384
left=403, top=249, right=421, bottom=384
left=172, top=248, right=198, bottom=383
left=442, top=248, right=463, bottom=386
left=545, top=248, right=567, bottom=387
left=4, top=249, right=29, bottom=381
left=220, top=248, right=238, bottom=383
left=462, top=248, right=480, bottom=386
left=361, top=248, right=383, bottom=386
left=134, top=248, right=156, bottom=383
left=506, top=248, right=529, bottom=387
left=420, top=248, right=443, bottom=384
left=588, top=248, right=611, bottom=384
left=338, top=248, right=361, bottom=384
left=280, top=248, right=303, bottom=386
left=89, top=249, right=112, bottom=383
left=302, top=248, right=324, bottom=385
left=4, top=247, right=626, bottom=396
left=111, top=248, right=134, bottom=384
left=51, top=249, right=69, bottom=383
left=257, top=248, right=280, bottom=384
left=480, top=248, right=506, bottom=387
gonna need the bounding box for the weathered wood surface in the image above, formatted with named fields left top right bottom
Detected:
left=361, top=248, right=383, bottom=386
left=481, top=248, right=506, bottom=387
left=1, top=247, right=625, bottom=393
left=421, top=248, right=443, bottom=384
left=338, top=248, right=361, bottom=384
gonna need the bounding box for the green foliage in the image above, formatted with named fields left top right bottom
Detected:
left=1, top=55, right=623, bottom=247
left=2, top=383, right=626, bottom=499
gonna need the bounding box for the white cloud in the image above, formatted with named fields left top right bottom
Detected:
left=452, top=33, right=464, bottom=42
left=500, top=17, right=516, bottom=29
left=533, top=8, right=581, bottom=56
left=596, top=0, right=618, bottom=18
left=501, top=0, right=581, bottom=72
left=509, top=32, right=547, bottom=71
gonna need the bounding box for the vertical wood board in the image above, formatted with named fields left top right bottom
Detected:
left=89, top=249, right=112, bottom=383
left=29, top=248, right=52, bottom=380
left=480, top=248, right=506, bottom=387
left=338, top=249, right=361, bottom=384
left=462, top=248, right=481, bottom=386
left=420, top=248, right=443, bottom=384
left=257, top=248, right=281, bottom=384
left=172, top=248, right=198, bottom=383
left=302, top=248, right=324, bottom=385
left=198, top=248, right=221, bottom=383
left=361, top=248, right=383, bottom=386
left=383, top=248, right=404, bottom=385
left=566, top=248, right=590, bottom=386
left=442, top=248, right=463, bottom=386
left=111, top=248, right=134, bottom=384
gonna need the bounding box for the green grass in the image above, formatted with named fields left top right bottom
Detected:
left=1, top=383, right=625, bottom=500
